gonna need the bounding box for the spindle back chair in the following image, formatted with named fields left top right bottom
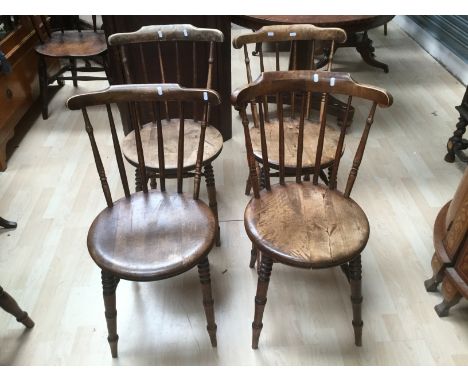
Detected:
left=108, top=24, right=224, bottom=245
left=233, top=24, right=348, bottom=196
left=30, top=16, right=108, bottom=120
left=67, top=83, right=220, bottom=358
left=231, top=70, right=392, bottom=349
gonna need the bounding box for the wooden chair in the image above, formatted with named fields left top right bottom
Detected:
left=107, top=25, right=224, bottom=246
left=231, top=70, right=392, bottom=349
left=0, top=286, right=35, bottom=329
left=30, top=16, right=108, bottom=120
left=67, top=83, right=220, bottom=358
left=233, top=25, right=348, bottom=198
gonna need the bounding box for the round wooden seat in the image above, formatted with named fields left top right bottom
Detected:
left=35, top=30, right=107, bottom=58
left=250, top=118, right=341, bottom=170
left=244, top=182, right=369, bottom=268
left=87, top=190, right=216, bottom=281
left=122, top=120, right=223, bottom=171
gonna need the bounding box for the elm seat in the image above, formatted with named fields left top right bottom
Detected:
left=34, top=30, right=107, bottom=58
left=250, top=118, right=341, bottom=169
left=87, top=190, right=216, bottom=282
left=245, top=182, right=369, bottom=268
left=122, top=120, right=223, bottom=171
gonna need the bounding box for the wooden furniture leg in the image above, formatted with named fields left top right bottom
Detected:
left=69, top=57, right=78, bottom=87
left=435, top=274, right=462, bottom=317
left=0, top=286, right=34, bottom=328
left=0, top=216, right=17, bottom=229
left=197, top=257, right=217, bottom=347
left=204, top=163, right=220, bottom=246
left=349, top=255, right=363, bottom=346
left=38, top=55, right=49, bottom=120
left=425, top=252, right=445, bottom=292
left=445, top=86, right=468, bottom=163
left=101, top=271, right=119, bottom=358
left=252, top=254, right=273, bottom=349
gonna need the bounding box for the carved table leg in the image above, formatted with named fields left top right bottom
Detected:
left=445, top=111, right=468, bottom=163
left=424, top=252, right=445, bottom=292
left=0, top=216, right=17, bottom=229
left=102, top=271, right=119, bottom=358
left=204, top=163, right=220, bottom=247
left=252, top=254, right=273, bottom=349
left=354, top=31, right=389, bottom=73
left=0, top=286, right=35, bottom=328
left=349, top=255, right=363, bottom=346
left=435, top=275, right=462, bottom=317
left=38, top=55, right=49, bottom=120
left=198, top=257, right=217, bottom=347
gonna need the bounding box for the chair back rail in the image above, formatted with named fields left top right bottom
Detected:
left=231, top=70, right=392, bottom=199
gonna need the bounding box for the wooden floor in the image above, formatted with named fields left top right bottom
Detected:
left=0, top=23, right=467, bottom=366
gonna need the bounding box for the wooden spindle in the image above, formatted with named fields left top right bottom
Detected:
left=312, top=93, right=329, bottom=185
left=131, top=102, right=148, bottom=193
left=119, top=46, right=132, bottom=84
left=193, top=41, right=198, bottom=122
left=106, top=104, right=130, bottom=198
left=41, top=16, right=51, bottom=38
left=205, top=41, right=215, bottom=124
left=76, top=15, right=81, bottom=32
left=326, top=40, right=336, bottom=71
left=92, top=15, right=97, bottom=32
left=239, top=107, right=260, bottom=199
left=243, top=44, right=260, bottom=130
left=275, top=42, right=280, bottom=71
left=154, top=102, right=166, bottom=192
left=296, top=94, right=307, bottom=183
left=344, top=102, right=377, bottom=198
left=258, top=43, right=269, bottom=122
left=290, top=40, right=297, bottom=118
left=258, top=100, right=271, bottom=190
left=177, top=102, right=185, bottom=193
left=156, top=41, right=170, bottom=120
left=306, top=40, right=316, bottom=119
left=329, top=96, right=353, bottom=190
left=138, top=44, right=156, bottom=123
left=175, top=41, right=181, bottom=84
left=194, top=103, right=209, bottom=200
left=82, top=108, right=113, bottom=207
left=277, top=93, right=285, bottom=185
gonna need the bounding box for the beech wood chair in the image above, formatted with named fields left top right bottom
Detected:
left=30, top=16, right=108, bottom=120
left=231, top=70, right=393, bottom=349
left=107, top=24, right=224, bottom=246
left=233, top=24, right=348, bottom=198
left=67, top=83, right=220, bottom=358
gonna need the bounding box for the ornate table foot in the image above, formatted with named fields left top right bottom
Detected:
left=354, top=31, right=389, bottom=73
left=0, top=216, right=17, bottom=229
left=445, top=89, right=468, bottom=163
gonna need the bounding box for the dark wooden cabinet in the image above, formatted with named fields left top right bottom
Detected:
left=102, top=16, right=232, bottom=140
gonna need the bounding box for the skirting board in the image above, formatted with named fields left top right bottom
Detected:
left=394, top=15, right=468, bottom=86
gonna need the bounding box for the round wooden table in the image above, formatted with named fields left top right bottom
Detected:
left=232, top=15, right=394, bottom=73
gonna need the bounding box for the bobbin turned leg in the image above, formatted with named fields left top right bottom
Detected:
left=252, top=254, right=273, bottom=349
left=204, top=163, right=220, bottom=246
left=101, top=271, right=119, bottom=358
left=198, top=257, right=217, bottom=347
left=349, top=255, right=363, bottom=346
left=0, top=286, right=35, bottom=328
left=135, top=168, right=143, bottom=192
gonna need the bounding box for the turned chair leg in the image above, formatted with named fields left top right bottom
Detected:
left=349, top=255, right=363, bottom=346
left=435, top=276, right=462, bottom=317
left=38, top=56, right=49, bottom=120
left=135, top=168, right=143, bottom=192
left=204, top=163, right=220, bottom=246
left=252, top=254, right=273, bottom=349
left=245, top=175, right=252, bottom=196
left=0, top=286, right=35, bottom=328
left=249, top=244, right=258, bottom=268
left=101, top=271, right=119, bottom=358
left=149, top=170, right=157, bottom=190
left=197, top=257, right=217, bottom=347
left=70, top=58, right=78, bottom=87
left=0, top=216, right=17, bottom=229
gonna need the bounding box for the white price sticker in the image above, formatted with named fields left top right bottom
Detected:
left=313, top=73, right=319, bottom=82
left=157, top=86, right=163, bottom=95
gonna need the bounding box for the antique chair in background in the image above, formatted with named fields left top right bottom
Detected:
left=67, top=84, right=219, bottom=357
left=107, top=25, right=224, bottom=246
left=30, top=16, right=108, bottom=120
left=232, top=24, right=349, bottom=197
left=231, top=70, right=392, bottom=348
left=425, top=168, right=468, bottom=317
